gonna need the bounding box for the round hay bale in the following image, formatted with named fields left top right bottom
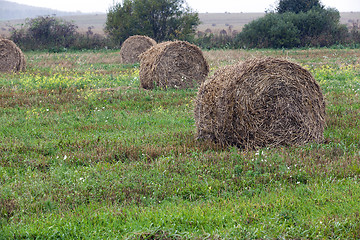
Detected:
left=119, top=35, right=156, bottom=64
left=139, top=41, right=209, bottom=90
left=194, top=57, right=326, bottom=149
left=0, top=38, right=26, bottom=73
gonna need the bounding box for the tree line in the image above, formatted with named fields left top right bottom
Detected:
left=9, top=0, right=360, bottom=51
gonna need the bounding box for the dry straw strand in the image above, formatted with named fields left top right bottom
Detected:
left=0, top=38, right=26, bottom=73
left=139, top=40, right=209, bottom=90
left=119, top=35, right=157, bottom=64
left=195, top=57, right=326, bottom=149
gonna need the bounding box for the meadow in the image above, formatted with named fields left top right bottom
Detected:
left=0, top=48, right=360, bottom=239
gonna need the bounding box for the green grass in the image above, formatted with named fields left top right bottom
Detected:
left=1, top=48, right=360, bottom=239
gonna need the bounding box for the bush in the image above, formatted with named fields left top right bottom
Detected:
left=10, top=16, right=77, bottom=50
left=10, top=16, right=112, bottom=51
left=71, top=28, right=113, bottom=50
left=237, top=8, right=348, bottom=49
left=294, top=8, right=348, bottom=47
left=192, top=34, right=236, bottom=50
left=236, top=13, right=301, bottom=48
left=350, top=29, right=360, bottom=45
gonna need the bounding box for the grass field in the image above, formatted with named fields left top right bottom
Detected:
left=0, top=48, right=360, bottom=239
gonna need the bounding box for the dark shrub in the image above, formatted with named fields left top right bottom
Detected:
left=10, top=16, right=77, bottom=50
left=10, top=16, right=112, bottom=51
left=236, top=8, right=347, bottom=49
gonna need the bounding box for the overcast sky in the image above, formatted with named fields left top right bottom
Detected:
left=6, top=0, right=360, bottom=13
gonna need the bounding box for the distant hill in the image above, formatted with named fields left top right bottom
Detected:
left=0, top=1, right=359, bottom=38
left=0, top=0, right=82, bottom=21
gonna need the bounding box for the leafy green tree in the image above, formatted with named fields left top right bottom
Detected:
left=105, top=0, right=200, bottom=44
left=276, top=0, right=323, bottom=13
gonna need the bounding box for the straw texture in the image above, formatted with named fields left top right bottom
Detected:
left=194, top=57, right=326, bottom=149
left=139, top=41, right=209, bottom=90
left=119, top=35, right=156, bottom=64
left=0, top=38, right=26, bottom=73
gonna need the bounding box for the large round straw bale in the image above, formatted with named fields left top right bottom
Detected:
left=195, top=57, right=326, bottom=149
left=119, top=35, right=156, bottom=64
left=139, top=41, right=209, bottom=90
left=0, top=38, right=26, bottom=73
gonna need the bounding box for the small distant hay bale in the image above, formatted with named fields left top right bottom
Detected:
left=139, top=41, right=209, bottom=90
left=205, top=28, right=212, bottom=34
left=119, top=35, right=156, bottom=64
left=220, top=29, right=227, bottom=36
left=194, top=57, right=326, bottom=149
left=0, top=38, right=26, bottom=73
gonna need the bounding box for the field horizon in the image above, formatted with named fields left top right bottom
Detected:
left=1, top=11, right=360, bottom=37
